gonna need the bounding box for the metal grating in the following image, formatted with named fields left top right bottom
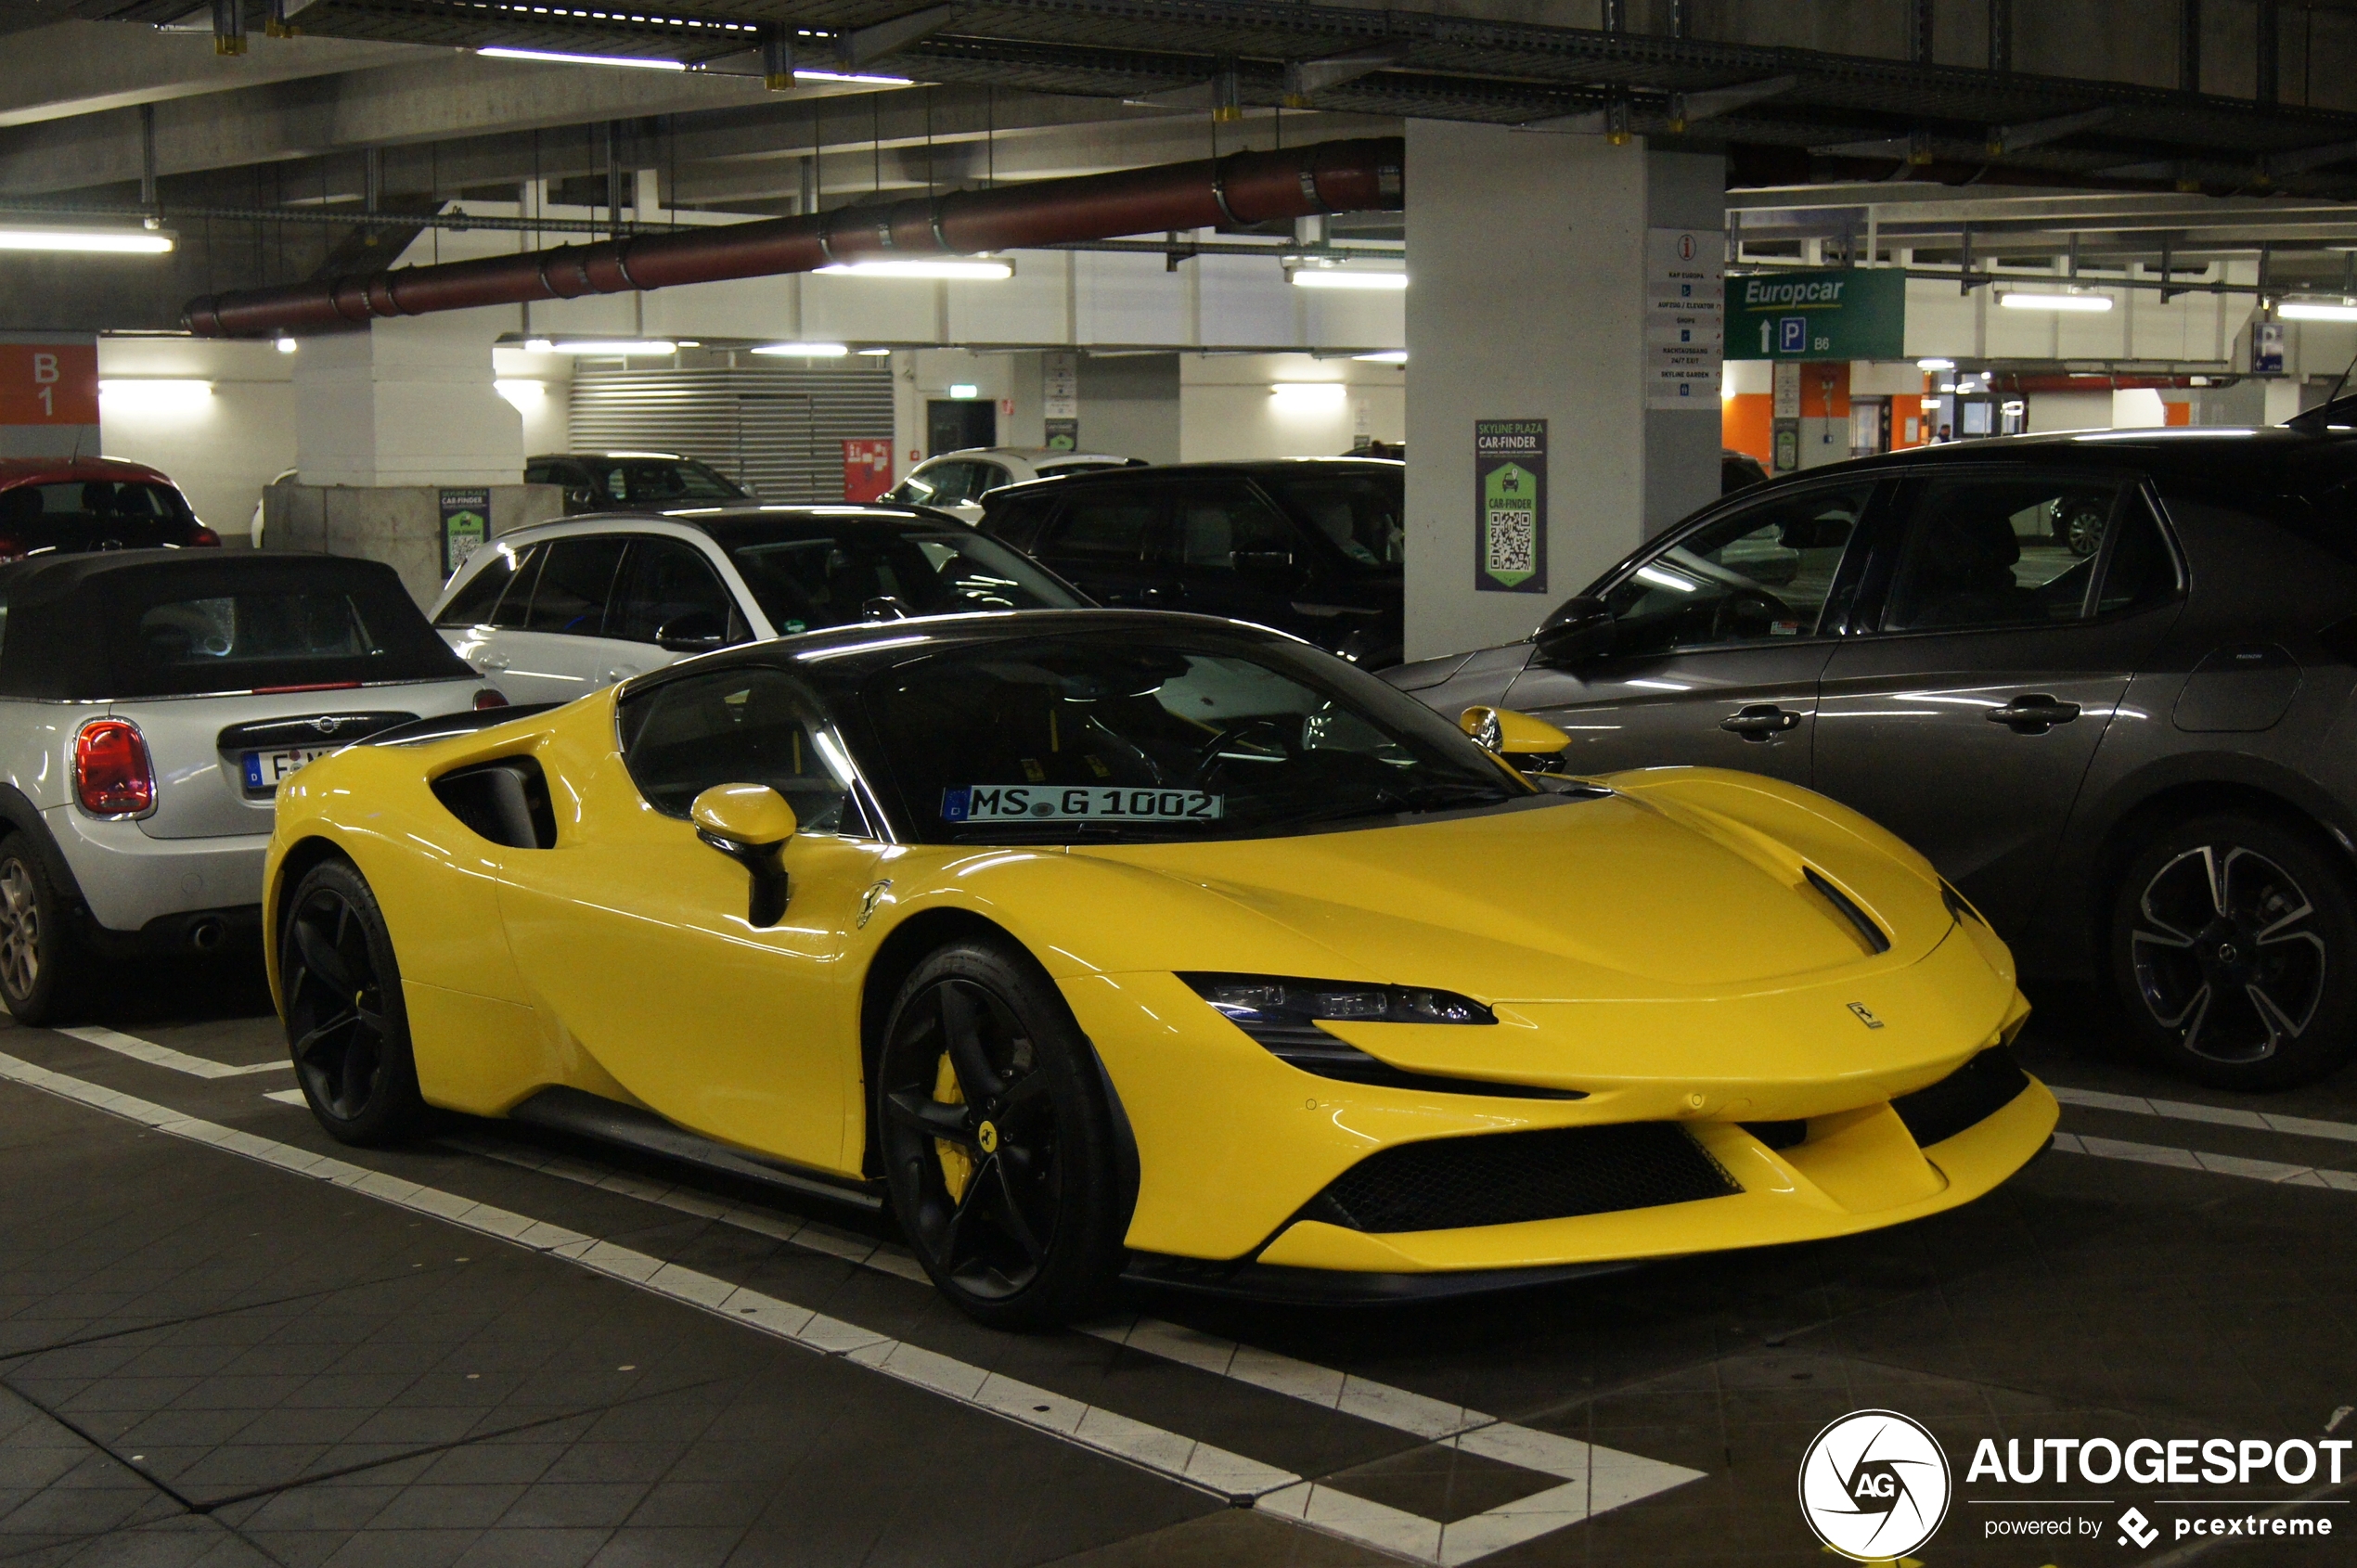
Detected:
left=1300, top=1123, right=1741, bottom=1236
left=569, top=365, right=895, bottom=504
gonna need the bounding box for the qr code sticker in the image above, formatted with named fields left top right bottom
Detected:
left=1486, top=507, right=1535, bottom=574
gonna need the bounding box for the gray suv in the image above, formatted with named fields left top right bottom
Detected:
left=1388, top=411, right=2357, bottom=1089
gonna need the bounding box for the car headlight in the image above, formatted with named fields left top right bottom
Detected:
left=1177, top=970, right=1489, bottom=1072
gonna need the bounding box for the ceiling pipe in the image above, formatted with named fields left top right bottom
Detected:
left=184, top=137, right=1405, bottom=339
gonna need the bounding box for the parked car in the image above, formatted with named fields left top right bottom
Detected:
left=250, top=465, right=299, bottom=548
left=0, top=456, right=219, bottom=563
left=1722, top=448, right=1770, bottom=492
left=524, top=452, right=751, bottom=513
left=1385, top=414, right=2357, bottom=1088
left=429, top=507, right=1090, bottom=706
left=888, top=447, right=1143, bottom=523
left=978, top=457, right=1406, bottom=667
left=265, top=609, right=2053, bottom=1324
left=0, top=550, right=499, bottom=1022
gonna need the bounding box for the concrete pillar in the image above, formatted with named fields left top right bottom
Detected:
left=1402, top=123, right=1722, bottom=661
left=291, top=314, right=522, bottom=488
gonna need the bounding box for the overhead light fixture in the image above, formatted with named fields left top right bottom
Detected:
left=274, top=336, right=298, bottom=353
left=750, top=341, right=849, bottom=356
left=98, top=379, right=213, bottom=409
left=0, top=225, right=175, bottom=254
left=478, top=46, right=685, bottom=71
left=816, top=259, right=1013, bottom=280
left=947, top=383, right=981, bottom=399
left=540, top=340, right=677, bottom=355
left=1353, top=350, right=1408, bottom=364
left=1288, top=268, right=1409, bottom=291
left=856, top=347, right=894, bottom=356
left=1998, top=289, right=2113, bottom=313
left=2280, top=299, right=2357, bottom=322
left=522, top=338, right=555, bottom=353
left=792, top=70, right=915, bottom=86
left=493, top=379, right=547, bottom=408
left=1916, top=357, right=1956, bottom=371
left=1270, top=381, right=1347, bottom=405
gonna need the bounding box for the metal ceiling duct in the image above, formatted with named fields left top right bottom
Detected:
left=183, top=137, right=1405, bottom=339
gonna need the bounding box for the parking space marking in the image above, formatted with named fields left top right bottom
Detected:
left=58, top=1026, right=289, bottom=1079
left=2052, top=1085, right=2357, bottom=1146
left=2051, top=1130, right=2357, bottom=1189
left=447, top=1125, right=1707, bottom=1562
left=13, top=1049, right=1704, bottom=1564
left=262, top=1087, right=306, bottom=1106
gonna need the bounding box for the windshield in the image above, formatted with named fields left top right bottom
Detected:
left=860, top=632, right=1530, bottom=843
left=1261, top=470, right=1404, bottom=567
left=719, top=527, right=1086, bottom=633
left=2, top=481, right=192, bottom=533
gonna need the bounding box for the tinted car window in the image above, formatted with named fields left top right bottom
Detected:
left=523, top=536, right=626, bottom=636
left=978, top=491, right=1057, bottom=552
left=1174, top=483, right=1299, bottom=569
left=901, top=461, right=985, bottom=508
left=616, top=667, right=858, bottom=832
left=720, top=528, right=1083, bottom=632
left=1044, top=492, right=1160, bottom=560
left=437, top=546, right=524, bottom=627
left=487, top=545, right=545, bottom=630
left=599, top=460, right=745, bottom=506
left=1259, top=471, right=1405, bottom=567
left=1883, top=477, right=2116, bottom=632
left=111, top=581, right=469, bottom=697
left=611, top=538, right=741, bottom=647
left=6, top=481, right=188, bottom=522
left=1604, top=482, right=1873, bottom=654
left=2093, top=494, right=2179, bottom=617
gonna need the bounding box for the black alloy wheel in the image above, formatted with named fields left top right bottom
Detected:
left=2112, top=814, right=2357, bottom=1089
left=874, top=938, right=1128, bottom=1328
left=279, top=858, right=425, bottom=1144
left=2062, top=504, right=2108, bottom=557
left=0, top=837, right=79, bottom=1026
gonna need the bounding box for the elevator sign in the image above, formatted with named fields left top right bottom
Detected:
left=1725, top=268, right=1906, bottom=362
left=1645, top=228, right=1724, bottom=408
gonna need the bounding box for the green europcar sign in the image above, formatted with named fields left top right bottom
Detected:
left=1726, top=267, right=1906, bottom=361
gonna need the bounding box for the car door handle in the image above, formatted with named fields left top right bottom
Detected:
left=474, top=653, right=510, bottom=672
left=1719, top=703, right=1804, bottom=739
left=1986, top=695, right=2080, bottom=733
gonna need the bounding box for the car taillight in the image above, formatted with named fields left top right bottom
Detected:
left=189, top=524, right=221, bottom=546
left=74, top=720, right=155, bottom=816
left=473, top=689, right=509, bottom=711
left=0, top=535, right=23, bottom=565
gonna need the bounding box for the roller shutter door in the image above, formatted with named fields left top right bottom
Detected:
left=568, top=365, right=895, bottom=502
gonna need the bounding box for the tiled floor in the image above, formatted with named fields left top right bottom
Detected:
left=3, top=964, right=2355, bottom=1566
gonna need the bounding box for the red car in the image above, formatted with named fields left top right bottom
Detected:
left=0, top=457, right=219, bottom=565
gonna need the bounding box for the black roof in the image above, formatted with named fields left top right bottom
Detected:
left=981, top=456, right=1402, bottom=505
left=1790, top=424, right=2357, bottom=495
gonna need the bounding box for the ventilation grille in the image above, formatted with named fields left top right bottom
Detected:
left=1299, top=1124, right=1741, bottom=1235
left=1892, top=1047, right=2030, bottom=1148
left=569, top=365, right=895, bottom=503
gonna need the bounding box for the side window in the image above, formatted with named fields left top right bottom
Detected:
left=972, top=462, right=1013, bottom=496
left=1042, top=491, right=1161, bottom=561
left=437, top=544, right=525, bottom=627
left=980, top=494, right=1053, bottom=552
left=523, top=536, right=627, bottom=636
left=1173, top=483, right=1301, bottom=571
left=487, top=545, right=546, bottom=630
left=2093, top=493, right=2180, bottom=617
left=615, top=668, right=861, bottom=834
left=523, top=463, right=557, bottom=486
left=909, top=462, right=978, bottom=508
left=611, top=538, right=744, bottom=649
left=1882, top=476, right=2118, bottom=632
left=1603, top=482, right=1874, bottom=654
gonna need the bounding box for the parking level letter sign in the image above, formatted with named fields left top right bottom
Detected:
left=1474, top=420, right=1546, bottom=594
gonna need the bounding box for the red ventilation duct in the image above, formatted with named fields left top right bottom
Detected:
left=184, top=137, right=1405, bottom=339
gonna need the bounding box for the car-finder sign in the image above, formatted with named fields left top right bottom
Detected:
left=1725, top=268, right=1906, bottom=362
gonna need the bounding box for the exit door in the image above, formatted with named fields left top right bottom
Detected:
left=928, top=399, right=996, bottom=456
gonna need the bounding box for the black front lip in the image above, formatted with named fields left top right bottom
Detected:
left=1119, top=1248, right=1640, bottom=1305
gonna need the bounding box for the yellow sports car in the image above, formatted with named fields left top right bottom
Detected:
left=264, top=610, right=2057, bottom=1327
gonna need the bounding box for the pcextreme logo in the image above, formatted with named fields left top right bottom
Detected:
left=1798, top=1410, right=1953, bottom=1562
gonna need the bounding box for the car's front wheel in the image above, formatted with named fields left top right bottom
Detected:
left=2111, top=814, right=2357, bottom=1088
left=0, top=837, right=79, bottom=1026
left=279, top=858, right=425, bottom=1145
left=874, top=937, right=1129, bottom=1328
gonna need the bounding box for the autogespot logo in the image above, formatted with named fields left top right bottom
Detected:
left=1798, top=1410, right=1953, bottom=1562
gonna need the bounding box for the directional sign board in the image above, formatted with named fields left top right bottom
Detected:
left=1724, top=268, right=1906, bottom=362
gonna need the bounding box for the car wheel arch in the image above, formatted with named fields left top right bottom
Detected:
left=270, top=836, right=356, bottom=956
left=2084, top=778, right=2357, bottom=952
left=0, top=783, right=93, bottom=931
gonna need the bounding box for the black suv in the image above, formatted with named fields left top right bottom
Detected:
left=977, top=458, right=1404, bottom=667
left=525, top=453, right=750, bottom=513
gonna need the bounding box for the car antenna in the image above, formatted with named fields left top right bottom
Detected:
left=2286, top=345, right=2357, bottom=434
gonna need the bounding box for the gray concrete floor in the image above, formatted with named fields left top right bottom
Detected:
left=0, top=960, right=2351, bottom=1567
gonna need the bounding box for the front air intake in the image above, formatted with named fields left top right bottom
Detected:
left=1294, top=1124, right=1741, bottom=1235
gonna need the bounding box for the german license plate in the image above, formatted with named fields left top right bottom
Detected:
left=242, top=746, right=334, bottom=791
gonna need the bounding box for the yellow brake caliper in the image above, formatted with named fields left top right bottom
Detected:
left=933, top=1052, right=972, bottom=1202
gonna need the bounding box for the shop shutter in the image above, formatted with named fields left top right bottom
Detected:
left=568, top=365, right=895, bottom=502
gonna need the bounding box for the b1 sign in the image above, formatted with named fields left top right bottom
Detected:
left=0, top=334, right=98, bottom=457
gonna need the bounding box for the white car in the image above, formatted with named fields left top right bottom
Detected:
left=0, top=550, right=500, bottom=1022
left=428, top=507, right=1088, bottom=706
left=886, top=447, right=1140, bottom=523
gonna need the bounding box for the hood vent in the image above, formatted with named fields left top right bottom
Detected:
left=1804, top=867, right=1891, bottom=956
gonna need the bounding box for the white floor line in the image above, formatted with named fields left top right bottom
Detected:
left=2050, top=1129, right=2357, bottom=1189
left=2052, top=1084, right=2357, bottom=1147
left=57, top=1026, right=290, bottom=1080
left=263, top=1088, right=306, bottom=1106
left=444, top=1125, right=1707, bottom=1562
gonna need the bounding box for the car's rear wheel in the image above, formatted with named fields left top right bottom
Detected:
left=0, top=838, right=79, bottom=1026
left=2110, top=814, right=2357, bottom=1089
left=874, top=938, right=1128, bottom=1328
left=279, top=858, right=425, bottom=1145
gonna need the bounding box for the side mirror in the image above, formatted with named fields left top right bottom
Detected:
left=563, top=486, right=597, bottom=511
left=691, top=783, right=795, bottom=926
left=656, top=610, right=728, bottom=653
left=1531, top=596, right=1615, bottom=666
left=1460, top=705, right=1573, bottom=771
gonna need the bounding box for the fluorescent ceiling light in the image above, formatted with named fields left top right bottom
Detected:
left=2280, top=300, right=2357, bottom=322
left=0, top=225, right=174, bottom=254
left=274, top=336, right=298, bottom=353
left=857, top=347, right=894, bottom=356
left=541, top=340, right=677, bottom=355
left=948, top=383, right=981, bottom=399
left=793, top=70, right=915, bottom=86
left=478, top=46, right=684, bottom=71
left=816, top=259, right=1013, bottom=280
left=751, top=341, right=849, bottom=356
left=1916, top=357, right=1955, bottom=371
left=98, top=379, right=212, bottom=408
left=1353, top=350, right=1408, bottom=364
left=1289, top=268, right=1409, bottom=291
left=1270, top=382, right=1347, bottom=405
left=1999, top=290, right=2113, bottom=313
